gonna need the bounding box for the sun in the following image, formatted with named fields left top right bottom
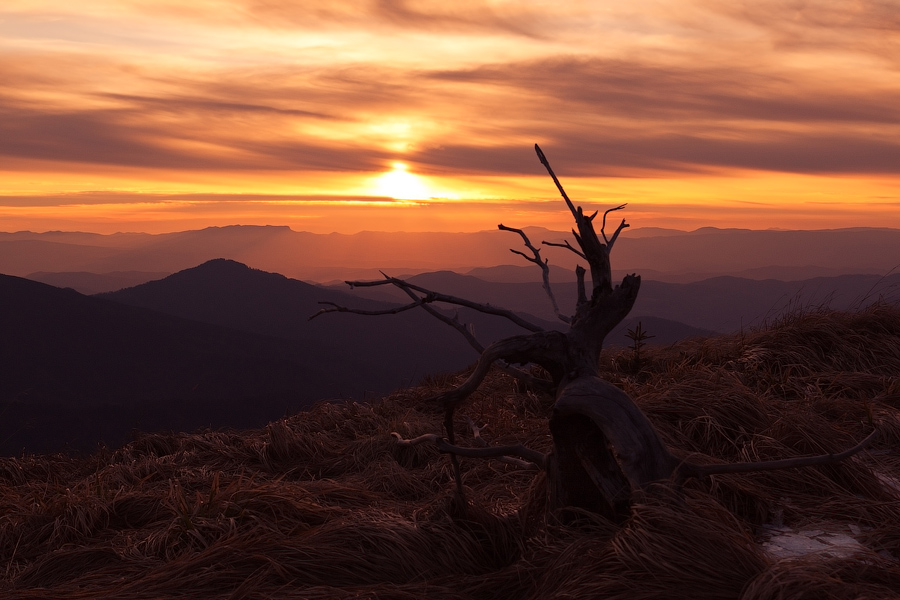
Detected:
left=371, top=162, right=432, bottom=200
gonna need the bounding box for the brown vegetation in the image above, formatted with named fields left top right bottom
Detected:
left=2, top=305, right=900, bottom=598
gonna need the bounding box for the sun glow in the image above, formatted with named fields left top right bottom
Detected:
left=371, top=162, right=432, bottom=200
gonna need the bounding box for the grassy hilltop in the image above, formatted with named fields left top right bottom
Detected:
left=3, top=306, right=900, bottom=599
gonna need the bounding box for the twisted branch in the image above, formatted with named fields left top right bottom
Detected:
left=392, top=432, right=548, bottom=469
left=338, top=275, right=545, bottom=333
left=392, top=284, right=548, bottom=389
left=430, top=331, right=568, bottom=411
left=467, top=416, right=541, bottom=469
left=601, top=204, right=629, bottom=251
left=542, top=239, right=586, bottom=260
left=499, top=224, right=570, bottom=324
left=678, top=429, right=879, bottom=481
left=309, top=298, right=427, bottom=320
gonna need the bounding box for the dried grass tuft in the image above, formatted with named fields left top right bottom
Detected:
left=741, top=554, right=900, bottom=600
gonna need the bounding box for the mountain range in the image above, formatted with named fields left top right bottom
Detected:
left=0, top=260, right=557, bottom=455
left=4, top=225, right=900, bottom=284
left=4, top=222, right=900, bottom=455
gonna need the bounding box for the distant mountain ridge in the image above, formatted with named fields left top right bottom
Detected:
left=3, top=224, right=899, bottom=284
left=28, top=270, right=170, bottom=295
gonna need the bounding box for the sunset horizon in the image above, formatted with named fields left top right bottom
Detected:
left=2, top=1, right=899, bottom=234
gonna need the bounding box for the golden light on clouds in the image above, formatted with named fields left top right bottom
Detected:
left=1, top=0, right=898, bottom=233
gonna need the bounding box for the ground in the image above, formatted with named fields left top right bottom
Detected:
left=2, top=305, right=900, bottom=599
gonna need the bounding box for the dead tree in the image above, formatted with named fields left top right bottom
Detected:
left=312, top=144, right=877, bottom=522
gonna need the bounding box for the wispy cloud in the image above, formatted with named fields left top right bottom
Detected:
left=706, top=1, right=900, bottom=60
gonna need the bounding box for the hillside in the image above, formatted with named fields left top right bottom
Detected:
left=0, top=274, right=340, bottom=455
left=2, top=306, right=900, bottom=598
left=98, top=258, right=554, bottom=386
left=0, top=262, right=558, bottom=455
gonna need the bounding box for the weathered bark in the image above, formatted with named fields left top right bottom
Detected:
left=549, top=376, right=679, bottom=519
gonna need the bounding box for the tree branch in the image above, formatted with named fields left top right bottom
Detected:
left=309, top=298, right=427, bottom=320
left=391, top=282, right=549, bottom=388
left=392, top=281, right=486, bottom=353
left=431, top=331, right=569, bottom=411
left=467, top=416, right=540, bottom=469
left=534, top=143, right=578, bottom=221
left=606, top=220, right=629, bottom=253
left=542, top=239, right=586, bottom=260
left=534, top=145, right=614, bottom=295
left=314, top=275, right=550, bottom=388
left=678, top=429, right=879, bottom=481
left=344, top=276, right=545, bottom=333
left=392, top=432, right=547, bottom=469
left=499, top=224, right=571, bottom=324
left=600, top=205, right=627, bottom=245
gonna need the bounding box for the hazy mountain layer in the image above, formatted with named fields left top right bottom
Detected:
left=27, top=270, right=170, bottom=295
left=4, top=225, right=900, bottom=283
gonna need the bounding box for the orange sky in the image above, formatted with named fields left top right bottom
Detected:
left=1, top=0, right=899, bottom=234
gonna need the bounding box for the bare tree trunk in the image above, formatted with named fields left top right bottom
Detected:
left=319, top=144, right=877, bottom=520
left=548, top=376, right=679, bottom=521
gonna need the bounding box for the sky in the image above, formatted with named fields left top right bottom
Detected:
left=1, top=0, right=899, bottom=234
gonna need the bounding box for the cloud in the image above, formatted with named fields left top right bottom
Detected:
left=701, top=0, right=900, bottom=64
left=99, top=93, right=336, bottom=120
left=410, top=133, right=900, bottom=178
left=2, top=0, right=899, bottom=191
left=4, top=46, right=899, bottom=178
left=431, top=55, right=900, bottom=125
left=200, top=0, right=558, bottom=37
left=0, top=191, right=407, bottom=207
left=0, top=98, right=390, bottom=171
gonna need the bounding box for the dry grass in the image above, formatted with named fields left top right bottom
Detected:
left=2, top=304, right=900, bottom=599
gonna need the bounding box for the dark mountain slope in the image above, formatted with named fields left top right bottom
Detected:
left=608, top=316, right=718, bottom=348
left=634, top=273, right=900, bottom=332
left=98, top=258, right=551, bottom=392
left=0, top=275, right=342, bottom=455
